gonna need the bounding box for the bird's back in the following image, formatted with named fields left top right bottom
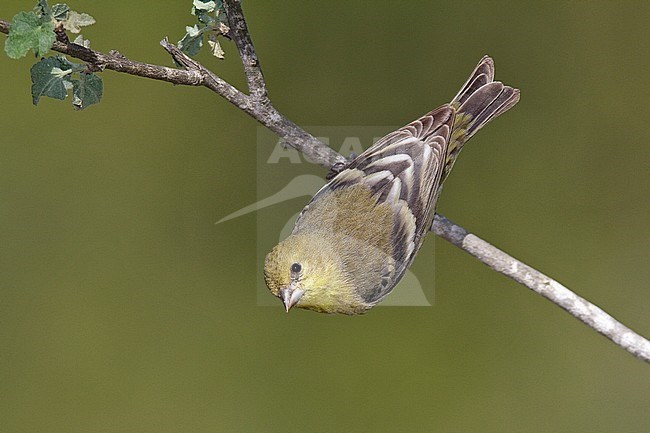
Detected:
left=289, top=56, right=520, bottom=308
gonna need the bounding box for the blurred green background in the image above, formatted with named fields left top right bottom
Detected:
left=1, top=1, right=649, bottom=432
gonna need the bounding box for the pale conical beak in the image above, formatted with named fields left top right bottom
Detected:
left=280, top=287, right=304, bottom=312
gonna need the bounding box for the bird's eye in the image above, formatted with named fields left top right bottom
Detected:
left=291, top=263, right=302, bottom=273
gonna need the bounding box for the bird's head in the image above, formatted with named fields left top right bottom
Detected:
left=263, top=232, right=362, bottom=314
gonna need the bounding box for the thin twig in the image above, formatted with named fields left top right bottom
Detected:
left=1, top=10, right=648, bottom=363
left=0, top=18, right=344, bottom=169
left=159, top=38, right=345, bottom=169
left=222, top=0, right=268, bottom=102
left=431, top=215, right=650, bottom=362
left=2, top=20, right=203, bottom=85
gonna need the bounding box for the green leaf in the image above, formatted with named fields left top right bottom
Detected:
left=30, top=56, right=71, bottom=105
left=51, top=3, right=95, bottom=34
left=196, top=9, right=216, bottom=26
left=215, top=1, right=228, bottom=26
left=51, top=3, right=70, bottom=21
left=178, top=25, right=205, bottom=56
left=72, top=34, right=90, bottom=48
left=207, top=39, right=225, bottom=59
left=4, top=11, right=56, bottom=59
left=34, top=0, right=51, bottom=19
left=62, top=10, right=96, bottom=33
left=71, top=72, right=102, bottom=110
left=193, top=0, right=216, bottom=12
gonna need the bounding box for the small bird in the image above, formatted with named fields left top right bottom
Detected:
left=264, top=56, right=520, bottom=314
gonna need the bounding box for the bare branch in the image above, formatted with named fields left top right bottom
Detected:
left=0, top=18, right=345, bottom=169
left=157, top=38, right=345, bottom=168
left=158, top=38, right=250, bottom=108
left=432, top=215, right=650, bottom=363
left=1, top=8, right=648, bottom=362
left=2, top=20, right=203, bottom=86
left=222, top=0, right=267, bottom=102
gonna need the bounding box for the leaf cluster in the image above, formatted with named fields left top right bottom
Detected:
left=4, top=0, right=101, bottom=109
left=178, top=0, right=230, bottom=58
left=4, top=1, right=230, bottom=110
left=30, top=55, right=102, bottom=110
left=5, top=0, right=94, bottom=59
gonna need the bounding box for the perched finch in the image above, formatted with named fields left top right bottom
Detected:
left=264, top=56, right=519, bottom=314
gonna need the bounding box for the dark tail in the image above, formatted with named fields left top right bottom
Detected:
left=443, top=56, right=520, bottom=180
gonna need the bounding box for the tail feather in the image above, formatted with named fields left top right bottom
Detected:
left=452, top=55, right=495, bottom=106
left=480, top=85, right=519, bottom=124
left=461, top=82, right=519, bottom=137
left=442, top=56, right=519, bottom=181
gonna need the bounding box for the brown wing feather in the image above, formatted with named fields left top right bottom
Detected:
left=294, top=105, right=453, bottom=302
left=288, top=56, right=519, bottom=308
